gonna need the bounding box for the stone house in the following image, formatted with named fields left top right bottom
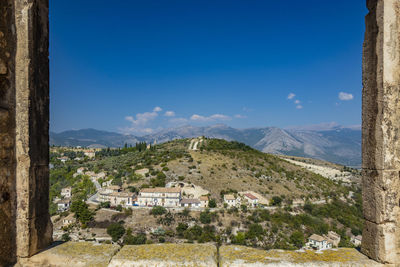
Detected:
left=351, top=235, right=362, bottom=247
left=306, top=234, right=333, bottom=250
left=224, top=194, right=237, bottom=207
left=58, top=156, right=69, bottom=163
left=138, top=187, right=181, bottom=207
left=200, top=196, right=209, bottom=207
left=57, top=199, right=71, bottom=212
left=181, top=198, right=201, bottom=208
left=243, top=193, right=258, bottom=207
left=98, top=186, right=134, bottom=207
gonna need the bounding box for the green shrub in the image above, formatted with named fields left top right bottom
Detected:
left=107, top=223, right=125, bottom=242
left=150, top=206, right=167, bottom=216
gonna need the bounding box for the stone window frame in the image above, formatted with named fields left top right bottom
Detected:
left=1, top=0, right=400, bottom=265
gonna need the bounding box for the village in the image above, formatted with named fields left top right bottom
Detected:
left=52, top=161, right=362, bottom=251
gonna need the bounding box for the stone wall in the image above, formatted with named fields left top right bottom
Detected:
left=362, top=0, right=400, bottom=264
left=0, top=0, right=51, bottom=265
left=0, top=0, right=17, bottom=266
left=1, top=0, right=400, bottom=265
left=17, top=242, right=383, bottom=267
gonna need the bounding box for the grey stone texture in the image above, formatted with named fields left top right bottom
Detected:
left=0, top=0, right=51, bottom=265
left=362, top=0, right=400, bottom=264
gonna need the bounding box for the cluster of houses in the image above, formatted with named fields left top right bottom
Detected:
left=56, top=149, right=97, bottom=163
left=306, top=231, right=362, bottom=250
left=136, top=187, right=209, bottom=208
left=223, top=192, right=264, bottom=208
left=95, top=186, right=210, bottom=209
left=55, top=187, right=72, bottom=212
left=98, top=186, right=135, bottom=206
left=306, top=231, right=341, bottom=250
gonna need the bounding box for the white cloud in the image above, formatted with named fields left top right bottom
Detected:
left=296, top=105, right=303, bottom=109
left=287, top=93, right=296, bottom=100
left=338, top=92, right=354, bottom=101
left=164, top=111, right=176, bottom=117
left=125, top=107, right=162, bottom=126
left=294, top=100, right=301, bottom=104
left=234, top=114, right=247, bottom=119
left=190, top=114, right=231, bottom=122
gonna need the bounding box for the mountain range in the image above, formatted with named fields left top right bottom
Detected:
left=50, top=124, right=361, bottom=167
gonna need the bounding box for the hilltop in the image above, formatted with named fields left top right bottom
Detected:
left=50, top=124, right=361, bottom=167
left=87, top=138, right=359, bottom=202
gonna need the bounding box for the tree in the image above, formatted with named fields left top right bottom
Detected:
left=246, top=223, right=264, bottom=240
left=208, top=199, right=217, bottom=208
left=150, top=206, right=167, bottom=216
left=232, top=232, right=246, bottom=245
left=107, top=223, right=125, bottom=242
left=176, top=223, right=189, bottom=237
left=99, top=201, right=111, bottom=209
left=199, top=210, right=212, bottom=224
left=61, top=233, right=71, bottom=242
left=270, top=196, right=282, bottom=206
left=181, top=208, right=190, bottom=218
left=71, top=200, right=93, bottom=226
left=124, top=231, right=147, bottom=245
left=241, top=204, right=248, bottom=212
left=290, top=231, right=305, bottom=249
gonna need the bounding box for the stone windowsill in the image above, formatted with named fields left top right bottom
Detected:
left=15, top=241, right=384, bottom=267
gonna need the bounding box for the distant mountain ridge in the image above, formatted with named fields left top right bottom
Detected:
left=50, top=124, right=361, bottom=167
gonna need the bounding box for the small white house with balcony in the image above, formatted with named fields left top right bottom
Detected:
left=307, top=234, right=333, bottom=250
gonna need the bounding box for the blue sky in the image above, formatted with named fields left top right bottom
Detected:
left=50, top=0, right=367, bottom=135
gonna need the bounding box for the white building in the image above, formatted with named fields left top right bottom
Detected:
left=57, top=198, right=71, bottom=212
left=138, top=187, right=181, bottom=207
left=307, top=234, right=333, bottom=250
left=98, top=186, right=134, bottom=207
left=58, top=156, right=69, bottom=163
left=99, top=191, right=134, bottom=207
left=181, top=198, right=201, bottom=208
left=61, top=187, right=72, bottom=198
left=102, top=185, right=121, bottom=194
left=102, top=180, right=113, bottom=187
left=200, top=196, right=209, bottom=208
left=351, top=235, right=362, bottom=247
left=243, top=193, right=258, bottom=207
left=224, top=194, right=237, bottom=207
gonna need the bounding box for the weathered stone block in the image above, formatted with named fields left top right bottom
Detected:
left=362, top=0, right=400, bottom=171
left=108, top=243, right=218, bottom=267
left=362, top=220, right=400, bottom=264
left=362, top=170, right=400, bottom=224
left=17, top=242, right=120, bottom=267
left=219, top=245, right=384, bottom=266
